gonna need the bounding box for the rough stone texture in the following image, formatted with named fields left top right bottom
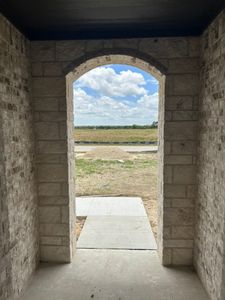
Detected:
left=1, top=8, right=225, bottom=300
left=2, top=8, right=225, bottom=300
left=31, top=37, right=200, bottom=266
left=194, top=10, right=225, bottom=300
left=0, top=14, right=39, bottom=300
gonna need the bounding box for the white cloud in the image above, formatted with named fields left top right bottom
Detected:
left=73, top=88, right=158, bottom=125
left=73, top=65, right=159, bottom=126
left=75, top=66, right=148, bottom=97
left=147, top=77, right=158, bottom=85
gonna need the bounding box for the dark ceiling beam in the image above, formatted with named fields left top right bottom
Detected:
left=0, top=0, right=225, bottom=40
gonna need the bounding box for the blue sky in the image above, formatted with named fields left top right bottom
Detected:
left=73, top=64, right=159, bottom=126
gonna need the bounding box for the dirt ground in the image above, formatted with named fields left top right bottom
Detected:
left=75, top=147, right=158, bottom=239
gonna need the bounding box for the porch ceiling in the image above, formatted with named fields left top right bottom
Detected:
left=1, top=0, right=225, bottom=40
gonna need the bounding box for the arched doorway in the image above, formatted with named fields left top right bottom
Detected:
left=65, top=53, right=166, bottom=262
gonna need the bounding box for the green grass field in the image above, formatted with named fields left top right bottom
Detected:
left=74, top=128, right=158, bottom=143
left=76, top=158, right=157, bottom=177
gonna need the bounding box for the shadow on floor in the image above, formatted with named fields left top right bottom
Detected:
left=19, top=250, right=209, bottom=300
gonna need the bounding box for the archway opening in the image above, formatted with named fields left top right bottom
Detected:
left=66, top=54, right=165, bottom=257
left=74, top=64, right=159, bottom=249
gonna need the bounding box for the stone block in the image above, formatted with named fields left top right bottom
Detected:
left=37, top=164, right=68, bottom=182
left=39, top=196, right=69, bottom=206
left=186, top=185, right=196, bottom=198
left=59, top=122, right=67, bottom=139
left=139, top=38, right=189, bottom=58
left=173, top=166, right=196, bottom=184
left=165, top=96, right=193, bottom=110
left=103, top=39, right=114, bottom=49
left=113, top=38, right=139, bottom=49
left=59, top=98, right=66, bottom=111
left=37, top=141, right=67, bottom=154
left=40, top=224, right=69, bottom=236
left=40, top=246, right=70, bottom=262
left=35, top=122, right=59, bottom=140
left=163, top=226, right=171, bottom=239
left=62, top=236, right=70, bottom=246
left=165, top=111, right=172, bottom=121
left=192, top=96, right=199, bottom=110
left=38, top=183, right=61, bottom=196
left=61, top=206, right=69, bottom=223
left=162, top=248, right=172, bottom=265
left=40, top=236, right=62, bottom=246
left=168, top=58, right=199, bottom=73
left=166, top=74, right=199, bottom=96
left=36, top=154, right=61, bottom=163
left=164, top=239, right=193, bottom=248
left=164, top=198, right=172, bottom=208
left=172, top=226, right=194, bottom=239
left=0, top=15, right=10, bottom=43
left=171, top=198, right=194, bottom=208
left=171, top=141, right=197, bottom=154
left=56, top=40, right=85, bottom=61
left=165, top=155, right=193, bottom=165
left=164, top=166, right=173, bottom=183
left=60, top=154, right=68, bottom=163
left=61, top=183, right=69, bottom=196
left=32, top=63, right=43, bottom=76
left=33, top=78, right=66, bottom=97
left=43, top=62, right=63, bottom=76
left=164, top=121, right=198, bottom=141
left=39, top=206, right=61, bottom=223
left=31, top=41, right=55, bottom=62
left=188, top=38, right=200, bottom=57
left=164, top=184, right=186, bottom=198
left=86, top=40, right=104, bottom=52
left=164, top=208, right=194, bottom=226
left=164, top=142, right=171, bottom=154
left=39, top=112, right=66, bottom=122
left=172, top=111, right=198, bottom=121
left=34, top=98, right=59, bottom=111
left=172, top=249, right=193, bottom=265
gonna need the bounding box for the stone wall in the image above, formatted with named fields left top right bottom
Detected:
left=194, top=10, right=225, bottom=300
left=0, top=15, right=39, bottom=300
left=31, top=37, right=200, bottom=266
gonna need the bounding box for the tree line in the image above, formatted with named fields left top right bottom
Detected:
left=75, top=122, right=158, bottom=130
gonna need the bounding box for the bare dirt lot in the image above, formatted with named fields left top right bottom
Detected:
left=75, top=147, right=158, bottom=239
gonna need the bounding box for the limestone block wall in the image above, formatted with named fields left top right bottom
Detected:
left=194, top=10, right=225, bottom=300
left=31, top=37, right=200, bottom=265
left=0, top=15, right=39, bottom=300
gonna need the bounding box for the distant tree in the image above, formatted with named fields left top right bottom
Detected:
left=74, top=122, right=158, bottom=130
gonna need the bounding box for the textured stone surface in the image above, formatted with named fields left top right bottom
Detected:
left=31, top=37, right=200, bottom=267
left=0, top=14, right=39, bottom=300
left=194, top=10, right=225, bottom=300
left=2, top=7, right=225, bottom=300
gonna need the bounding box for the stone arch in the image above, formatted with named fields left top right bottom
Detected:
left=34, top=42, right=198, bottom=267
left=65, top=52, right=166, bottom=264
left=64, top=48, right=167, bottom=79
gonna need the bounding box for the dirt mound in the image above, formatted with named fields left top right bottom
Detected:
left=84, top=146, right=133, bottom=160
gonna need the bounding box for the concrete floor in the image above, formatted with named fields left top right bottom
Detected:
left=19, top=250, right=209, bottom=300
left=77, top=216, right=157, bottom=250
left=75, top=145, right=158, bottom=153
left=76, top=197, right=146, bottom=217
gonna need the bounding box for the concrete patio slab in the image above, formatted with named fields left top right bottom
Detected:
left=77, top=216, right=157, bottom=250
left=76, top=196, right=147, bottom=217
left=19, top=249, right=209, bottom=300
left=75, top=145, right=158, bottom=153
